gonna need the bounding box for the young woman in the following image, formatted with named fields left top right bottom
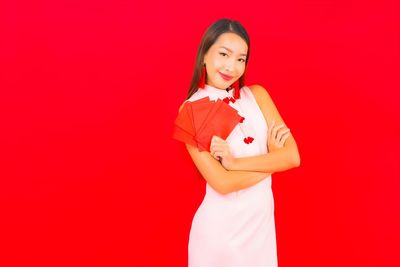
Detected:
left=179, top=18, right=300, bottom=267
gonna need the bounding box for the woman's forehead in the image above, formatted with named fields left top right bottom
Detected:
left=213, top=33, right=248, bottom=55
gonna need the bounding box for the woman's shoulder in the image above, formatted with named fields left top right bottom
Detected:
left=247, top=84, right=269, bottom=96
left=246, top=84, right=272, bottom=105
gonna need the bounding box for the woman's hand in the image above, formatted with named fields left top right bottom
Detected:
left=209, top=135, right=235, bottom=170
left=268, top=120, right=291, bottom=153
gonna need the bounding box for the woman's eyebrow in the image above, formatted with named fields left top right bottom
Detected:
left=220, top=46, right=247, bottom=57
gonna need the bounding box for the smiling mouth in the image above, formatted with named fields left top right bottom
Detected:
left=218, top=72, right=233, bottom=81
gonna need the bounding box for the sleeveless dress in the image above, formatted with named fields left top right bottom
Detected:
left=187, top=84, right=278, bottom=267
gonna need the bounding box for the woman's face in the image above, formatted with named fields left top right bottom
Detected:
left=203, top=32, right=248, bottom=90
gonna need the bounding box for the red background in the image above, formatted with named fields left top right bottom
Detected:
left=1, top=0, right=399, bottom=266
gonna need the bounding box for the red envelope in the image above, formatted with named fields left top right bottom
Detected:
left=190, top=98, right=214, bottom=136
left=173, top=97, right=212, bottom=136
left=194, top=100, right=242, bottom=151
left=172, top=125, right=197, bottom=148
left=195, top=99, right=222, bottom=137
left=172, top=96, right=241, bottom=152
left=174, top=101, right=195, bottom=136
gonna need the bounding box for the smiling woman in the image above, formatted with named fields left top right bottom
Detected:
left=203, top=32, right=247, bottom=87
left=173, top=18, right=300, bottom=267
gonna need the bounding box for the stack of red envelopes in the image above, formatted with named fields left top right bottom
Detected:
left=172, top=97, right=242, bottom=152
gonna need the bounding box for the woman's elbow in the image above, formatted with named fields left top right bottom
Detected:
left=209, top=183, right=231, bottom=195
left=204, top=175, right=231, bottom=195
left=292, top=152, right=301, bottom=167
left=216, top=180, right=235, bottom=195
left=216, top=179, right=233, bottom=195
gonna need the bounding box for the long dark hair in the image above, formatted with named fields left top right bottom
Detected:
left=186, top=18, right=251, bottom=100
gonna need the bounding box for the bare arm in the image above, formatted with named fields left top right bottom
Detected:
left=229, top=85, right=300, bottom=173
left=231, top=144, right=300, bottom=173
left=185, top=143, right=271, bottom=195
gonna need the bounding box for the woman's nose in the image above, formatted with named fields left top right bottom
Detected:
left=224, top=59, right=236, bottom=72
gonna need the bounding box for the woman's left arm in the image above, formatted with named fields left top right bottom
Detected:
left=237, top=84, right=300, bottom=173
left=230, top=140, right=300, bottom=173
left=212, top=84, right=300, bottom=174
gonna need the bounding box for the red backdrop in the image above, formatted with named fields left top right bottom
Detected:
left=1, top=0, right=399, bottom=266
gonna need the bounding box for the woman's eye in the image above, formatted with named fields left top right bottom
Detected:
left=219, top=52, right=245, bottom=62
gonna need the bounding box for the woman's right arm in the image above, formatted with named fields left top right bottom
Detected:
left=185, top=143, right=271, bottom=195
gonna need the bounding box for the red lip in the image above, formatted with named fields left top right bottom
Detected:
left=218, top=72, right=233, bottom=81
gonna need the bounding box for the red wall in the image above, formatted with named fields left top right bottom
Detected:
left=1, top=0, right=399, bottom=266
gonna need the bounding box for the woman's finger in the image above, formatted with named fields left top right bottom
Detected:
left=211, top=138, right=229, bottom=149
left=271, top=123, right=285, bottom=140
left=216, top=136, right=225, bottom=142
left=211, top=136, right=220, bottom=146
left=211, top=138, right=226, bottom=148
left=212, top=135, right=225, bottom=143
left=281, top=132, right=291, bottom=144
left=278, top=131, right=291, bottom=146
left=213, top=151, right=225, bottom=160
left=276, top=128, right=290, bottom=142
left=268, top=120, right=275, bottom=140
left=211, top=144, right=225, bottom=152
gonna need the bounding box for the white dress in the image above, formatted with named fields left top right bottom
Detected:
left=188, top=84, right=278, bottom=267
